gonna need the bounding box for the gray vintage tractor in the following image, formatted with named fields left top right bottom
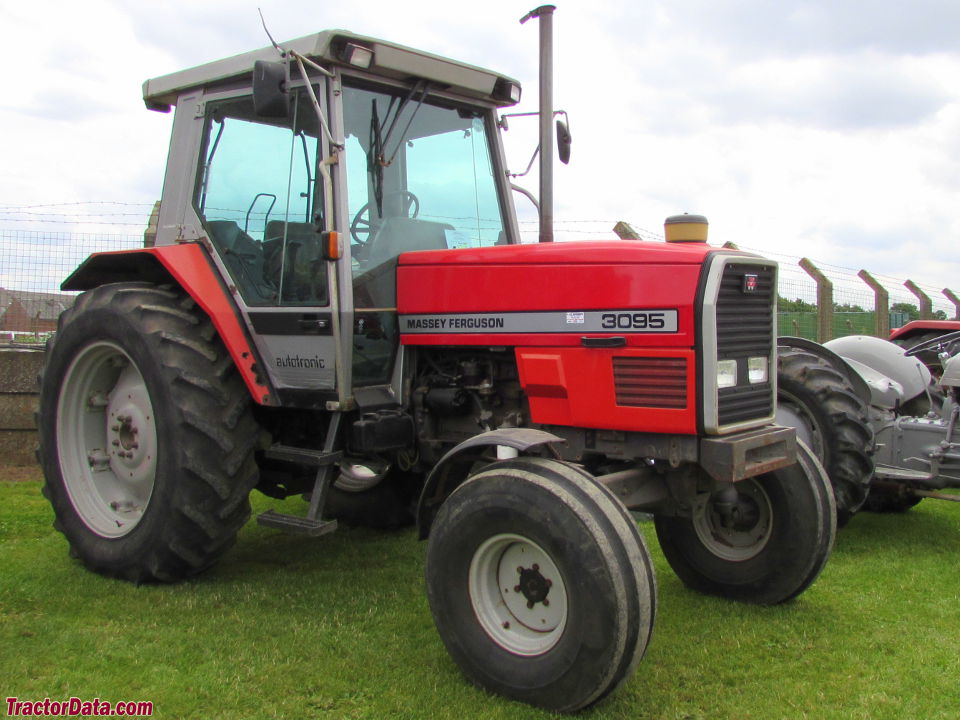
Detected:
left=776, top=331, right=960, bottom=521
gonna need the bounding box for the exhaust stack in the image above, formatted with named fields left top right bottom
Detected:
left=521, top=5, right=556, bottom=243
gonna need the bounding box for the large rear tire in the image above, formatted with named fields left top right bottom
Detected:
left=654, top=441, right=836, bottom=605
left=863, top=485, right=923, bottom=513
left=425, top=457, right=656, bottom=712
left=325, top=468, right=421, bottom=529
left=38, top=283, right=260, bottom=582
left=776, top=345, right=873, bottom=525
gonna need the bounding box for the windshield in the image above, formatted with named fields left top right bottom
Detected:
left=343, top=82, right=506, bottom=271
left=343, top=81, right=506, bottom=385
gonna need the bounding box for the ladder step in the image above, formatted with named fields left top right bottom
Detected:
left=264, top=444, right=342, bottom=467
left=256, top=509, right=338, bottom=537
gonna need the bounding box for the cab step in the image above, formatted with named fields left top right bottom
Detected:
left=264, top=443, right=342, bottom=467
left=256, top=414, right=344, bottom=536
left=256, top=509, right=338, bottom=537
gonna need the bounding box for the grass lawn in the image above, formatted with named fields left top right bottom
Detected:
left=2, top=465, right=960, bottom=720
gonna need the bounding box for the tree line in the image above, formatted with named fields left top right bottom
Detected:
left=777, top=297, right=947, bottom=321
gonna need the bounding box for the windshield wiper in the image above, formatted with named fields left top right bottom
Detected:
left=367, top=80, right=430, bottom=217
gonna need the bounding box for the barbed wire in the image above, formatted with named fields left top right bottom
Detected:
left=0, top=217, right=955, bottom=332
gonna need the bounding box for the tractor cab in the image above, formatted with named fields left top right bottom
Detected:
left=142, top=31, right=523, bottom=407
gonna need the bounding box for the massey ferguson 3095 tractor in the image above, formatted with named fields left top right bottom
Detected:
left=38, top=8, right=836, bottom=711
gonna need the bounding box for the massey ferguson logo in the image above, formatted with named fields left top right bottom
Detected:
left=742, top=274, right=759, bottom=294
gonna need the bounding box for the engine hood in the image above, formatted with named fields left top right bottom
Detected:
left=398, top=239, right=724, bottom=267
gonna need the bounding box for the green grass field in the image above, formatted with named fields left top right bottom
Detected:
left=3, top=468, right=960, bottom=720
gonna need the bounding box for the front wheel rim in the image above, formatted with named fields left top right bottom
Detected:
left=468, top=533, right=568, bottom=656
left=692, top=480, right=773, bottom=562
left=56, top=341, right=158, bottom=538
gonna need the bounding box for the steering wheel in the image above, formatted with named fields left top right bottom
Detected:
left=904, top=330, right=960, bottom=357
left=349, top=191, right=420, bottom=245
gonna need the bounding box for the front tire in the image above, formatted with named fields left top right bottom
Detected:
left=425, top=458, right=656, bottom=712
left=38, top=283, right=260, bottom=582
left=655, top=441, right=836, bottom=605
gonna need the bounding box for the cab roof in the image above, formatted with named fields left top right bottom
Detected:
left=142, top=29, right=521, bottom=112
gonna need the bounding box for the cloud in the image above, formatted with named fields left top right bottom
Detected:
left=631, top=0, right=960, bottom=59
left=0, top=0, right=958, bottom=296
left=704, top=54, right=950, bottom=130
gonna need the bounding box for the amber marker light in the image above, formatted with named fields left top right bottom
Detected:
left=322, top=231, right=342, bottom=260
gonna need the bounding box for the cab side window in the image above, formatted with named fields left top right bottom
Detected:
left=195, top=92, right=328, bottom=306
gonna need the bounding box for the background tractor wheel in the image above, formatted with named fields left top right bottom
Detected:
left=425, top=457, right=656, bottom=712
left=654, top=441, right=836, bottom=605
left=863, top=485, right=923, bottom=513
left=38, top=282, right=260, bottom=582
left=776, top=345, right=874, bottom=525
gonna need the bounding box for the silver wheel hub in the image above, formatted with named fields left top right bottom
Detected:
left=468, top=533, right=568, bottom=656
left=692, top=480, right=773, bottom=562
left=56, top=341, right=158, bottom=538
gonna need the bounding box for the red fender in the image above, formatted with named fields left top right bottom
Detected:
left=62, top=243, right=277, bottom=406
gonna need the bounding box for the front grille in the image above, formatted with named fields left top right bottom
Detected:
left=613, top=357, right=687, bottom=408
left=715, top=262, right=775, bottom=426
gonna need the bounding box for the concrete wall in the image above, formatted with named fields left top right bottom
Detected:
left=0, top=347, right=44, bottom=465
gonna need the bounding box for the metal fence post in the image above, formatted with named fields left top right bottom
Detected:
left=143, top=201, right=160, bottom=248
left=799, top=258, right=833, bottom=342
left=612, top=221, right=641, bottom=240
left=857, top=270, right=889, bottom=338
left=944, top=289, right=960, bottom=320
left=904, top=280, right=932, bottom=320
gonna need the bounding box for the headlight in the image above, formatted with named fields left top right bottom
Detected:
left=717, top=359, right=737, bottom=388
left=748, top=356, right=768, bottom=384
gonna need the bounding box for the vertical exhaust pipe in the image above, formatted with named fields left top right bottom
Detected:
left=521, top=5, right=556, bottom=243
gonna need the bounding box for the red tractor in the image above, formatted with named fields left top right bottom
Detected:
left=37, top=8, right=835, bottom=711
left=890, top=320, right=960, bottom=376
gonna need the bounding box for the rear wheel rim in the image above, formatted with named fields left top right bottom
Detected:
left=692, top=480, right=773, bottom=562
left=468, top=533, right=568, bottom=656
left=56, top=341, right=158, bottom=538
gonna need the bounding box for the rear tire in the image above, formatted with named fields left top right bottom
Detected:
left=776, top=345, right=873, bottom=525
left=38, top=283, right=260, bottom=582
left=654, top=441, right=836, bottom=605
left=863, top=485, right=923, bottom=513
left=325, top=469, right=420, bottom=529
left=425, top=457, right=656, bottom=712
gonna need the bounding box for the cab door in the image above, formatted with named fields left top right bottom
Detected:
left=193, top=84, right=341, bottom=405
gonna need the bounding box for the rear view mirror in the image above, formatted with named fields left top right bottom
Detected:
left=556, top=119, right=572, bottom=164
left=253, top=60, right=289, bottom=118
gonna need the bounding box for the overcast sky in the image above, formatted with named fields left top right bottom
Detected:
left=2, top=0, right=959, bottom=306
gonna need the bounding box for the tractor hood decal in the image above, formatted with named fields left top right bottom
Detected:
left=400, top=309, right=679, bottom=334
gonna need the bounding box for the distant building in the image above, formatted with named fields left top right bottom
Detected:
left=0, top=288, right=74, bottom=334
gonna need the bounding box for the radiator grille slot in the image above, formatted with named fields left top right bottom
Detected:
left=614, top=357, right=687, bottom=409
